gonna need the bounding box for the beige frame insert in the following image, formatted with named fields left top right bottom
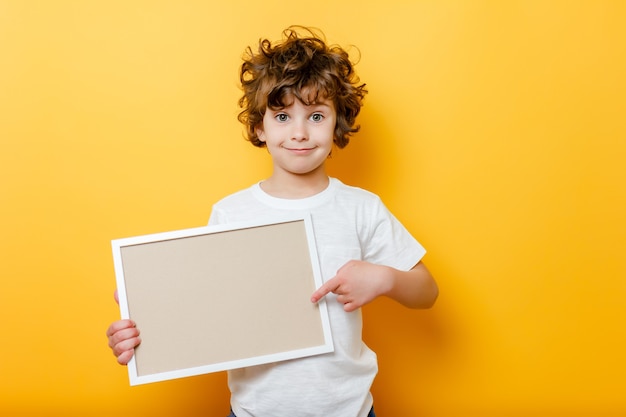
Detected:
left=111, top=213, right=333, bottom=385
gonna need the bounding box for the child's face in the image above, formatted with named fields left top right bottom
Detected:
left=257, top=96, right=336, bottom=179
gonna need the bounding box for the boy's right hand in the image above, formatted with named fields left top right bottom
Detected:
left=107, top=290, right=141, bottom=365
left=106, top=319, right=141, bottom=365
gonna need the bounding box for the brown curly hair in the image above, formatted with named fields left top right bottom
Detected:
left=238, top=26, right=367, bottom=148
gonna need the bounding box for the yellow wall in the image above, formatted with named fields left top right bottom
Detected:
left=1, top=1, right=624, bottom=416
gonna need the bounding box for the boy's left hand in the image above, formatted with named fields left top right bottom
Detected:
left=311, top=260, right=392, bottom=312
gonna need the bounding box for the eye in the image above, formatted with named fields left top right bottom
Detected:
left=310, top=113, right=324, bottom=122
left=275, top=113, right=289, bottom=122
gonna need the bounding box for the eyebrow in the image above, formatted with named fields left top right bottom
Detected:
left=310, top=101, right=332, bottom=108
left=269, top=101, right=333, bottom=111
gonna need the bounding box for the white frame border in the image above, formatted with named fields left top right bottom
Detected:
left=111, top=213, right=333, bottom=385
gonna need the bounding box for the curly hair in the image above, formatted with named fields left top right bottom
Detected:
left=238, top=26, right=367, bottom=148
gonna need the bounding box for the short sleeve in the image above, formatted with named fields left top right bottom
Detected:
left=361, top=197, right=426, bottom=271
left=207, top=205, right=224, bottom=226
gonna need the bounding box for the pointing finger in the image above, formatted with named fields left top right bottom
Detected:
left=310, top=278, right=338, bottom=304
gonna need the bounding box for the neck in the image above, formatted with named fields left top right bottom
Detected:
left=260, top=172, right=330, bottom=199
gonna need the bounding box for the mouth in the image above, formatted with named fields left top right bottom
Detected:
left=285, top=147, right=316, bottom=154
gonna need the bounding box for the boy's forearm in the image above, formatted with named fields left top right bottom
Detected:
left=383, top=262, right=438, bottom=309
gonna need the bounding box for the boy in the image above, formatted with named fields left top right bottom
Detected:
left=107, top=26, right=438, bottom=417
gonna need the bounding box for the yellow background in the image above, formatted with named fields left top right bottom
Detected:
left=1, top=1, right=624, bottom=416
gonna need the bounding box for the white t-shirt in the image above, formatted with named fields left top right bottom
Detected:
left=208, top=177, right=426, bottom=417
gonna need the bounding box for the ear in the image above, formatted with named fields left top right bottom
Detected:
left=256, top=125, right=266, bottom=142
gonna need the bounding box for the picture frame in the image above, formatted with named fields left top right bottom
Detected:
left=111, top=213, right=333, bottom=385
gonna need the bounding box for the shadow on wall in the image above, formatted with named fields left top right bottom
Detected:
left=326, top=104, right=390, bottom=192
left=363, top=299, right=445, bottom=414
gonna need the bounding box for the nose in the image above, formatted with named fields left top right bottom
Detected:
left=291, top=119, right=308, bottom=142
